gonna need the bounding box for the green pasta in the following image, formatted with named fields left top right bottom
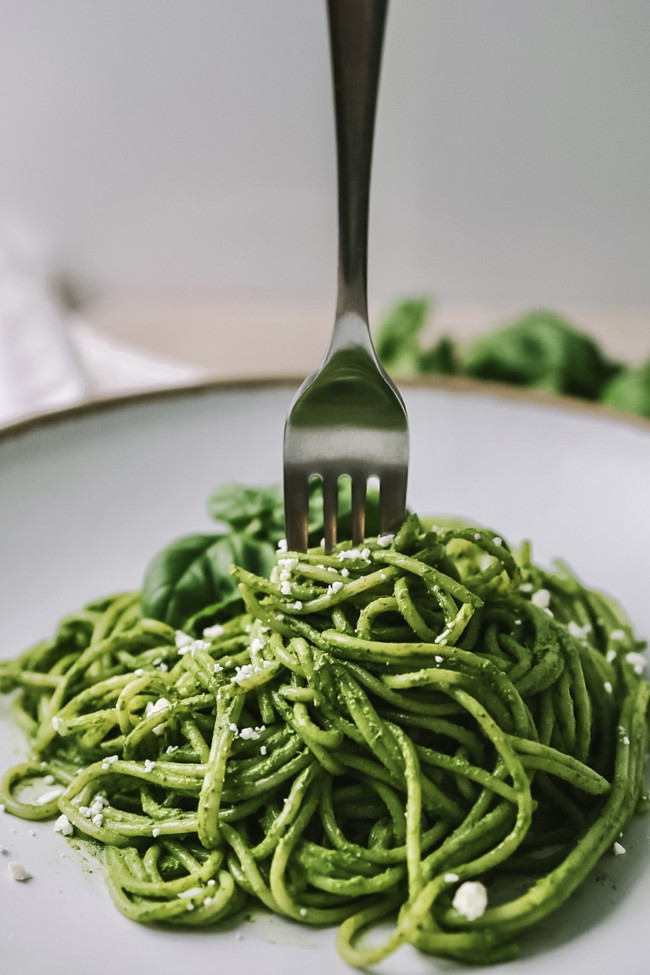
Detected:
left=1, top=514, right=648, bottom=966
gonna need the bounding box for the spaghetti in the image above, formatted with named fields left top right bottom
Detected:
left=0, top=514, right=648, bottom=965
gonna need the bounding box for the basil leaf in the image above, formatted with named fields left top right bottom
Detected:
left=141, top=531, right=276, bottom=629
left=207, top=483, right=285, bottom=539
left=464, top=311, right=621, bottom=400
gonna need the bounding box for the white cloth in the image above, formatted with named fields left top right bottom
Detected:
left=0, top=228, right=204, bottom=428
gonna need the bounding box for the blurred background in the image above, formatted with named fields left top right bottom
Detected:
left=1, top=0, right=648, bottom=423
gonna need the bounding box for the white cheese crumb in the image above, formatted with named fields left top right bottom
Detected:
left=340, top=567, right=350, bottom=577
left=613, top=841, right=626, bottom=856
left=377, top=534, right=394, bottom=548
left=299, top=907, right=308, bottom=917
left=452, top=880, right=488, bottom=920
left=626, top=652, right=646, bottom=674
left=53, top=814, right=73, bottom=836
left=51, top=716, right=63, bottom=732
left=37, top=787, right=64, bottom=805
left=152, top=828, right=160, bottom=838
left=260, top=745, right=267, bottom=755
left=8, top=861, right=32, bottom=881
left=166, top=745, right=179, bottom=755
left=280, top=581, right=292, bottom=595
left=278, top=557, right=298, bottom=572
left=179, top=886, right=204, bottom=900
left=177, top=638, right=211, bottom=657
left=43, top=774, right=55, bottom=785
left=175, top=630, right=194, bottom=649
left=276, top=538, right=288, bottom=553
left=434, top=655, right=444, bottom=664
left=239, top=727, right=262, bottom=741
left=203, top=623, right=225, bottom=639
left=493, top=536, right=502, bottom=547
left=568, top=621, right=592, bottom=640
left=144, top=759, right=155, bottom=773
left=444, top=872, right=459, bottom=883
left=604, top=681, right=613, bottom=694
left=101, top=755, right=119, bottom=770
left=531, top=589, right=551, bottom=609
left=92, top=813, right=104, bottom=827
left=611, top=629, right=626, bottom=640
left=292, top=601, right=303, bottom=610
left=134, top=668, right=145, bottom=676
left=327, top=581, right=344, bottom=595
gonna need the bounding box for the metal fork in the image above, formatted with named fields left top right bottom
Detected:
left=283, top=0, right=409, bottom=552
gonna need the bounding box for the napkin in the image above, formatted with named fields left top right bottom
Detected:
left=0, top=227, right=205, bottom=428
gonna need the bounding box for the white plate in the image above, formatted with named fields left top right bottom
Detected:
left=1, top=378, right=649, bottom=975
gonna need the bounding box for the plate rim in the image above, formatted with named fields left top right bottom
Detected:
left=2, top=374, right=650, bottom=446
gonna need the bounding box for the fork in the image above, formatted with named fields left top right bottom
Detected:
left=283, top=0, right=409, bottom=552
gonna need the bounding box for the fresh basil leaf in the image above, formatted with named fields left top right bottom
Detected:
left=375, top=298, right=457, bottom=376
left=207, top=483, right=285, bottom=540
left=463, top=311, right=621, bottom=400
left=600, top=360, right=650, bottom=418
left=141, top=531, right=276, bottom=628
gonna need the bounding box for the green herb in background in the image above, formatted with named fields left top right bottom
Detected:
left=375, top=298, right=650, bottom=417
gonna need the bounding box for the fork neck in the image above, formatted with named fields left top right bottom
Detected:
left=329, top=0, right=388, bottom=329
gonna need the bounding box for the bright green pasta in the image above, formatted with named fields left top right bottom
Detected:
left=1, top=514, right=648, bottom=965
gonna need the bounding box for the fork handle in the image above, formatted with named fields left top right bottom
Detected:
left=328, top=0, right=388, bottom=325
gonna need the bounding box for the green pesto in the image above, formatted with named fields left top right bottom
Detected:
left=0, top=514, right=648, bottom=966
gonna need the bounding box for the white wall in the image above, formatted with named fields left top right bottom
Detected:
left=1, top=0, right=648, bottom=317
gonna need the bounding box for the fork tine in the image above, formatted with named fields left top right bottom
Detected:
left=379, top=469, right=408, bottom=536
left=350, top=474, right=367, bottom=545
left=322, top=474, right=339, bottom=551
left=284, top=470, right=310, bottom=552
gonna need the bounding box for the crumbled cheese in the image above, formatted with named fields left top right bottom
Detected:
left=604, top=681, right=613, bottom=694
left=377, top=534, right=394, bottom=548
left=250, top=637, right=264, bottom=654
left=53, top=814, right=73, bottom=837
left=43, top=774, right=55, bottom=785
left=152, top=828, right=160, bottom=838
left=611, top=629, right=626, bottom=640
left=626, top=652, right=646, bottom=674
left=232, top=660, right=272, bottom=685
left=260, top=745, right=267, bottom=756
left=568, top=621, right=592, bottom=640
left=444, top=872, right=459, bottom=883
left=166, top=745, right=179, bottom=755
left=134, top=668, right=145, bottom=676
left=493, top=536, right=502, bottom=547
left=8, top=861, right=31, bottom=882
left=144, top=760, right=155, bottom=773
left=299, top=907, right=308, bottom=917
left=203, top=623, right=225, bottom=639
left=278, top=557, right=298, bottom=572
left=519, top=582, right=533, bottom=593
left=175, top=630, right=194, bottom=649
left=276, top=538, right=288, bottom=553
left=101, top=755, right=119, bottom=770
left=178, top=886, right=204, bottom=900
left=51, top=716, right=63, bottom=733
left=213, top=662, right=223, bottom=673
left=613, top=841, right=626, bottom=856
left=292, top=601, right=303, bottom=610
left=92, top=814, right=104, bottom=827
left=280, top=581, right=292, bottom=595
left=36, top=787, right=64, bottom=805
left=327, top=581, right=343, bottom=595
left=239, top=727, right=262, bottom=741
left=340, top=568, right=350, bottom=577
left=452, top=881, right=488, bottom=920
left=177, top=638, right=211, bottom=657
left=145, top=698, right=171, bottom=734
left=531, top=589, right=551, bottom=609
left=434, top=655, right=444, bottom=664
